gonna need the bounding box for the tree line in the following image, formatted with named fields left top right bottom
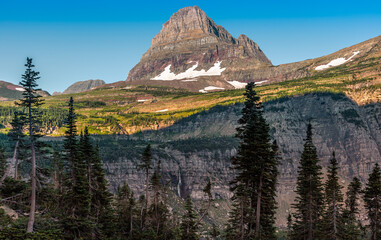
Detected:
left=0, top=58, right=213, bottom=239
left=0, top=59, right=380, bottom=239
left=225, top=82, right=381, bottom=240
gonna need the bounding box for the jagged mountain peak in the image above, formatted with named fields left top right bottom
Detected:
left=126, top=7, right=380, bottom=93
left=127, top=6, right=272, bottom=90
left=150, top=6, right=236, bottom=49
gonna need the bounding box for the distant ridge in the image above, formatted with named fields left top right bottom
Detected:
left=62, top=79, right=106, bottom=95
left=0, top=80, right=50, bottom=101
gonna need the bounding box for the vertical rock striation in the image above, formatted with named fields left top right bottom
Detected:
left=100, top=93, right=381, bottom=225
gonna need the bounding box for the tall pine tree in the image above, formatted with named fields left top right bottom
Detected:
left=116, top=182, right=136, bottom=239
left=228, top=82, right=279, bottom=239
left=291, top=123, right=324, bottom=240
left=194, top=179, right=213, bottom=227
left=148, top=160, right=171, bottom=238
left=61, top=97, right=91, bottom=238
left=180, top=196, right=198, bottom=240
left=138, top=144, right=153, bottom=228
left=363, top=163, right=381, bottom=240
left=16, top=57, right=44, bottom=233
left=0, top=146, right=6, bottom=178
left=1, top=111, right=25, bottom=183
left=226, top=184, right=250, bottom=240
left=81, top=129, right=115, bottom=238
left=322, top=152, right=344, bottom=239
left=342, top=177, right=362, bottom=240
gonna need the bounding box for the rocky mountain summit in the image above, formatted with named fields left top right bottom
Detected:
left=126, top=6, right=380, bottom=93
left=62, top=79, right=105, bottom=95
left=127, top=6, right=273, bottom=91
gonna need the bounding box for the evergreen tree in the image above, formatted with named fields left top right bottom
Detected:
left=52, top=146, right=64, bottom=193
left=63, top=97, right=77, bottom=179
left=89, top=140, right=115, bottom=238
left=342, top=177, right=362, bottom=240
left=116, top=182, right=136, bottom=239
left=260, top=140, right=280, bottom=238
left=287, top=213, right=292, bottom=240
left=16, top=57, right=44, bottom=233
left=180, top=196, right=198, bottom=240
left=61, top=97, right=91, bottom=238
left=226, top=184, right=250, bottom=240
left=322, top=152, right=344, bottom=239
left=210, top=223, right=220, bottom=240
left=291, top=123, right=324, bottom=240
left=228, top=82, right=279, bottom=239
left=80, top=127, right=95, bottom=199
left=195, top=179, right=213, bottom=226
left=149, top=161, right=162, bottom=236
left=346, top=177, right=362, bottom=218
left=148, top=160, right=171, bottom=238
left=0, top=146, right=6, bottom=178
left=1, top=111, right=25, bottom=183
left=363, top=163, right=381, bottom=240
left=138, top=144, right=153, bottom=226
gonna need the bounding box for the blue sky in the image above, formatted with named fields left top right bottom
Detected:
left=0, top=0, right=380, bottom=93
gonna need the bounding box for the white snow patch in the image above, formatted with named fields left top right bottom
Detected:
left=255, top=80, right=268, bottom=85
left=227, top=80, right=267, bottom=89
left=199, top=86, right=225, bottom=93
left=151, top=61, right=226, bottom=81
left=181, top=79, right=198, bottom=82
left=227, top=81, right=247, bottom=89
left=15, top=87, right=25, bottom=92
left=204, top=86, right=225, bottom=91
left=315, top=51, right=360, bottom=71
left=137, top=99, right=149, bottom=102
left=155, top=109, right=168, bottom=113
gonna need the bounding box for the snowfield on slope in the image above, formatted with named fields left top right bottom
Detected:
left=151, top=61, right=226, bottom=81
left=315, top=51, right=360, bottom=71
left=199, top=86, right=225, bottom=93
left=227, top=81, right=247, bottom=89
left=227, top=80, right=268, bottom=89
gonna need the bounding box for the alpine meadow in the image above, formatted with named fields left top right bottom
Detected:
left=0, top=3, right=380, bottom=240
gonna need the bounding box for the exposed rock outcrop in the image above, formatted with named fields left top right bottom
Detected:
left=62, top=79, right=105, bottom=95
left=126, top=6, right=272, bottom=91
left=126, top=6, right=380, bottom=92
left=99, top=93, right=381, bottom=225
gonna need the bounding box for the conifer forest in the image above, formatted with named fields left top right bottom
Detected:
left=0, top=58, right=380, bottom=240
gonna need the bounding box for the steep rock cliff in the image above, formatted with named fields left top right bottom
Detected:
left=98, top=93, right=381, bottom=224
left=126, top=6, right=380, bottom=92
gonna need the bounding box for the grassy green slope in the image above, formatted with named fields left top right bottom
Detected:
left=0, top=51, right=380, bottom=135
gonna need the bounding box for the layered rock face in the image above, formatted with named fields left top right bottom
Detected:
left=126, top=6, right=380, bottom=92
left=143, top=6, right=270, bottom=63
left=100, top=93, right=381, bottom=225
left=126, top=6, right=273, bottom=91
left=62, top=79, right=105, bottom=95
